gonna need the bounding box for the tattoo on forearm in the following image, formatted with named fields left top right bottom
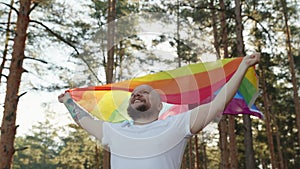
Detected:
left=65, top=99, right=90, bottom=121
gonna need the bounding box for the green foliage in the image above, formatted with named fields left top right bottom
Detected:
left=13, top=119, right=102, bottom=169
left=55, top=124, right=102, bottom=169
left=13, top=119, right=60, bottom=169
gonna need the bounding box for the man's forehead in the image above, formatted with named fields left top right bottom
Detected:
left=133, top=85, right=154, bottom=92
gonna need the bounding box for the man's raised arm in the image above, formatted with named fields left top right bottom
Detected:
left=190, top=53, right=261, bottom=134
left=58, top=92, right=103, bottom=141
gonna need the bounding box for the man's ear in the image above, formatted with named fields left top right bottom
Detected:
left=158, top=102, right=163, bottom=111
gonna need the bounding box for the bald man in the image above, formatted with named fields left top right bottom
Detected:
left=58, top=53, right=260, bottom=169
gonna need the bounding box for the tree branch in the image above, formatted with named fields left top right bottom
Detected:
left=29, top=19, right=102, bottom=84
left=24, top=56, right=48, bottom=64
left=30, top=19, right=80, bottom=55
left=0, top=74, right=8, bottom=80
left=29, top=2, right=39, bottom=15
left=244, top=15, right=273, bottom=43
left=15, top=147, right=29, bottom=152
left=0, top=22, right=16, bottom=25
left=18, top=92, right=27, bottom=100
left=0, top=2, right=19, bottom=15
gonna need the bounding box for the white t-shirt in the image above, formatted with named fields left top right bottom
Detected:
left=102, top=111, right=192, bottom=169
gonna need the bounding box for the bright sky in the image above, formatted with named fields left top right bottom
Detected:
left=0, top=92, right=64, bottom=137
left=17, top=91, right=71, bottom=137
left=0, top=47, right=76, bottom=137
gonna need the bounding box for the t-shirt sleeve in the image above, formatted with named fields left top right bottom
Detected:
left=102, top=122, right=110, bottom=146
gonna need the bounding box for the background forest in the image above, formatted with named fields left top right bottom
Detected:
left=0, top=0, right=299, bottom=169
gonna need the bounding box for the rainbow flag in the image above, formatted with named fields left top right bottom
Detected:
left=67, top=57, right=263, bottom=123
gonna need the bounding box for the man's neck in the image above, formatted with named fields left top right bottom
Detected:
left=133, top=117, right=158, bottom=125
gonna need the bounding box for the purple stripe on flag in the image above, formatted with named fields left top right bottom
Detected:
left=223, top=98, right=263, bottom=119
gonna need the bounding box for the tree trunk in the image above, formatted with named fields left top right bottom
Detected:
left=176, top=0, right=181, bottom=68
left=219, top=0, right=228, bottom=59
left=234, top=0, right=245, bottom=57
left=260, top=69, right=277, bottom=169
left=219, top=1, right=238, bottom=167
left=116, top=41, right=124, bottom=82
left=194, top=135, right=199, bottom=169
left=210, top=1, right=232, bottom=167
left=274, top=123, right=285, bottom=169
left=0, top=0, right=31, bottom=168
left=218, top=116, right=229, bottom=169
left=195, top=135, right=200, bottom=169
left=202, top=143, right=207, bottom=169
left=105, top=0, right=116, bottom=84
left=210, top=0, right=230, bottom=167
left=189, top=138, right=193, bottom=169
left=228, top=116, right=238, bottom=169
left=0, top=0, right=14, bottom=84
left=210, top=0, right=220, bottom=58
left=242, top=115, right=255, bottom=168
left=103, top=0, right=116, bottom=168
left=95, top=144, right=101, bottom=169
left=181, top=152, right=187, bottom=169
left=280, top=0, right=300, bottom=146
left=234, top=0, right=255, bottom=168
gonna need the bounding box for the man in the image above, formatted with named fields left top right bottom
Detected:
left=58, top=53, right=260, bottom=169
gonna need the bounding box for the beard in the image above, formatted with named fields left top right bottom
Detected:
left=127, top=104, right=156, bottom=121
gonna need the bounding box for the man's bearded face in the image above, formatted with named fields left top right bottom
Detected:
left=127, top=85, right=161, bottom=121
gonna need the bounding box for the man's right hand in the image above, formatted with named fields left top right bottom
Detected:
left=58, top=93, right=65, bottom=103
left=58, top=92, right=71, bottom=103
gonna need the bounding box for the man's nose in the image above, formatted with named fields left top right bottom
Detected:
left=133, top=92, right=141, bottom=97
